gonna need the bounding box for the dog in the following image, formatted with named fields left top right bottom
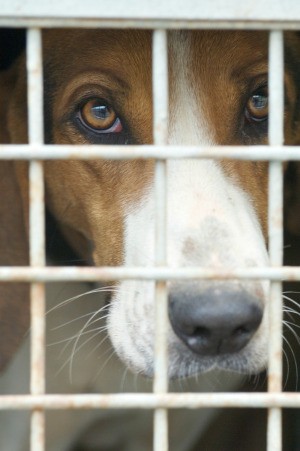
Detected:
left=1, top=29, right=300, bottom=450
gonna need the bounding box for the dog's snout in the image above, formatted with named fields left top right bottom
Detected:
left=169, top=287, right=263, bottom=356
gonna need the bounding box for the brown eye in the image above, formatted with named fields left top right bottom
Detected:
left=80, top=99, right=122, bottom=133
left=246, top=88, right=268, bottom=122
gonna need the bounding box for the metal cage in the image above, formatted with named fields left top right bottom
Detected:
left=1, top=1, right=300, bottom=450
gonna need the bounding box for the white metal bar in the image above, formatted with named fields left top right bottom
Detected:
left=2, top=392, right=300, bottom=410
left=1, top=0, right=300, bottom=23
left=29, top=161, right=45, bottom=267
left=153, top=29, right=169, bottom=451
left=267, top=30, right=284, bottom=451
left=0, top=265, right=300, bottom=282
left=27, top=27, right=46, bottom=451
left=1, top=144, right=300, bottom=160
left=2, top=18, right=300, bottom=29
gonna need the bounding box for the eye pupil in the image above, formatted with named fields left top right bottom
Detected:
left=251, top=94, right=268, bottom=110
left=92, top=104, right=111, bottom=120
left=246, top=87, right=268, bottom=123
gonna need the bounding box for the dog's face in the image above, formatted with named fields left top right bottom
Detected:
left=7, top=30, right=300, bottom=378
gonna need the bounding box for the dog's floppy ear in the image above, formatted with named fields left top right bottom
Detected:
left=285, top=162, right=300, bottom=236
left=284, top=75, right=300, bottom=235
left=284, top=33, right=300, bottom=237
left=0, top=65, right=29, bottom=372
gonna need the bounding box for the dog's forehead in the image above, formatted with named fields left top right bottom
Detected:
left=42, top=29, right=152, bottom=77
left=42, top=30, right=270, bottom=79
left=191, top=31, right=269, bottom=66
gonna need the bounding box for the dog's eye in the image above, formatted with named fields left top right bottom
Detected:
left=245, top=88, right=268, bottom=123
left=79, top=99, right=122, bottom=133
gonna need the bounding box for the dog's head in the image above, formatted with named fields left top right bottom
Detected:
left=2, top=30, right=300, bottom=378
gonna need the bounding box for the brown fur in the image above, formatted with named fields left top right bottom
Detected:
left=0, top=70, right=29, bottom=370
left=1, top=29, right=300, bottom=371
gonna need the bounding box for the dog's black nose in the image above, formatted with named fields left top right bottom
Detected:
left=168, top=286, right=263, bottom=356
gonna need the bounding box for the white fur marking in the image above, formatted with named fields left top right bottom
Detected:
left=108, top=33, right=269, bottom=378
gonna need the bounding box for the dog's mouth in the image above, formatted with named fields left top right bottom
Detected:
left=113, top=335, right=267, bottom=380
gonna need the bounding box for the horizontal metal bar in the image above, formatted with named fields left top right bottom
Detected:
left=0, top=145, right=300, bottom=161
left=2, top=0, right=300, bottom=28
left=0, top=266, right=299, bottom=282
left=2, top=18, right=300, bottom=29
left=1, top=393, right=300, bottom=410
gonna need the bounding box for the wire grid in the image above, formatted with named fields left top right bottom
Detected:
left=0, top=14, right=297, bottom=451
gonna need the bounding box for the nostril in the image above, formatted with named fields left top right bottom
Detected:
left=233, top=325, right=249, bottom=337
left=174, top=320, right=212, bottom=340
left=187, top=324, right=251, bottom=343
left=191, top=326, right=211, bottom=339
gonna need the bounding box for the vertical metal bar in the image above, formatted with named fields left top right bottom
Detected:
left=26, top=27, right=46, bottom=451
left=267, top=30, right=284, bottom=451
left=152, top=29, right=169, bottom=451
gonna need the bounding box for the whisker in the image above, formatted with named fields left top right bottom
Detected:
left=283, top=306, right=299, bottom=314
left=48, top=322, right=109, bottom=348
left=283, top=308, right=300, bottom=323
left=69, top=305, right=109, bottom=382
left=283, top=318, right=300, bottom=333
left=282, top=345, right=289, bottom=390
left=51, top=305, right=109, bottom=331
left=282, top=334, right=299, bottom=390
left=120, top=366, right=131, bottom=392
left=47, top=285, right=120, bottom=315
left=56, top=332, right=99, bottom=378
left=80, top=328, right=109, bottom=360
left=283, top=320, right=300, bottom=344
left=85, top=333, right=110, bottom=360
left=251, top=373, right=262, bottom=391
left=93, top=344, right=116, bottom=382
left=283, top=311, right=300, bottom=325
left=283, top=294, right=300, bottom=311
left=48, top=312, right=110, bottom=346
left=56, top=328, right=107, bottom=378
